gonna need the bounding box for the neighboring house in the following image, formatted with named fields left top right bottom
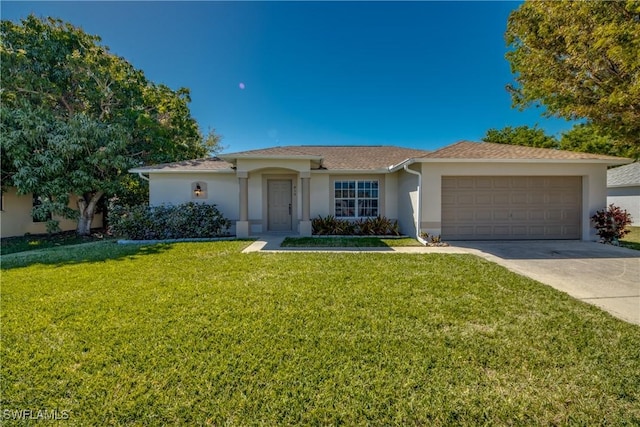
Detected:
left=607, top=162, right=640, bottom=224
left=130, top=141, right=630, bottom=241
left=0, top=188, right=104, bottom=238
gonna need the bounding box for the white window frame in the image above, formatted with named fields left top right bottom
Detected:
left=334, top=179, right=379, bottom=218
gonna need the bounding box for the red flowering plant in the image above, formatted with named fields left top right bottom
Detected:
left=591, top=204, right=632, bottom=245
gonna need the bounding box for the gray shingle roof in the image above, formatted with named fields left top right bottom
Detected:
left=130, top=141, right=630, bottom=174
left=423, top=141, right=628, bottom=161
left=608, top=162, right=640, bottom=187
left=221, top=145, right=431, bottom=170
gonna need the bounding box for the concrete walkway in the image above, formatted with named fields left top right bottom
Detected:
left=243, top=236, right=640, bottom=325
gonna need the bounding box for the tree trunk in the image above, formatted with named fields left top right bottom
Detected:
left=76, top=191, right=104, bottom=236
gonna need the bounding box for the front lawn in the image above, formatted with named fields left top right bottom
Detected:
left=621, top=226, right=640, bottom=251
left=281, top=236, right=422, bottom=247
left=2, top=241, right=639, bottom=424
left=0, top=230, right=109, bottom=255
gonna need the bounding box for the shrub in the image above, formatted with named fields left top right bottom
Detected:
left=108, top=202, right=231, bottom=240
left=312, top=215, right=400, bottom=236
left=591, top=204, right=632, bottom=245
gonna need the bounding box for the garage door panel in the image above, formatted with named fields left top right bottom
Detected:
left=458, top=194, right=475, bottom=204
left=475, top=194, right=493, bottom=205
left=546, top=209, right=563, bottom=221
left=442, top=176, right=581, bottom=240
left=566, top=209, right=581, bottom=221
left=529, top=210, right=545, bottom=221
left=511, top=193, right=528, bottom=204
left=511, top=210, right=528, bottom=221
left=493, top=194, right=510, bottom=204
left=475, top=210, right=493, bottom=221
left=529, top=193, right=545, bottom=204
left=512, top=225, right=528, bottom=235
left=565, top=225, right=581, bottom=236
left=547, top=193, right=566, bottom=204
left=457, top=211, right=474, bottom=221
left=565, top=193, right=581, bottom=205
left=493, top=211, right=509, bottom=221
left=456, top=178, right=476, bottom=189
left=476, top=177, right=493, bottom=188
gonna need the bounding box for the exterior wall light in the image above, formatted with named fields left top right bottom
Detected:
left=192, top=182, right=207, bottom=199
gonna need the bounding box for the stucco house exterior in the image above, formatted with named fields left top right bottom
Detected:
left=130, top=141, right=630, bottom=241
left=607, top=162, right=640, bottom=224
left=0, top=188, right=104, bottom=238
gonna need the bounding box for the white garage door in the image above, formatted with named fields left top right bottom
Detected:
left=442, top=176, right=582, bottom=240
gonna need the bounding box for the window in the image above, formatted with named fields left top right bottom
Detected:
left=334, top=180, right=379, bottom=218
left=32, top=194, right=52, bottom=222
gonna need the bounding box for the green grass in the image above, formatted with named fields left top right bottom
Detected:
left=621, top=226, right=640, bottom=251
left=2, top=241, right=639, bottom=425
left=0, top=230, right=110, bottom=255
left=281, top=236, right=422, bottom=247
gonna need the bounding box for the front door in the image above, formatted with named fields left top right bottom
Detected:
left=268, top=180, right=292, bottom=232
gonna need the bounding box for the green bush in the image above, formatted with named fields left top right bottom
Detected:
left=108, top=201, right=231, bottom=240
left=312, top=215, right=400, bottom=236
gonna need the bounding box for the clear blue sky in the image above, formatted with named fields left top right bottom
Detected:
left=1, top=1, right=575, bottom=153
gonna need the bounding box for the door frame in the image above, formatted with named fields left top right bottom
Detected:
left=263, top=174, right=296, bottom=233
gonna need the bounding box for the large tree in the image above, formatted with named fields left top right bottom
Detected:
left=482, top=123, right=637, bottom=158
left=505, top=1, right=640, bottom=148
left=1, top=16, right=219, bottom=235
left=559, top=123, right=635, bottom=158
left=482, top=125, right=558, bottom=149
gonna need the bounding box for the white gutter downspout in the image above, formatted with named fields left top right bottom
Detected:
left=137, top=172, right=149, bottom=182
left=403, top=164, right=423, bottom=242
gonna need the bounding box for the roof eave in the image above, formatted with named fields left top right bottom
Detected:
left=129, top=168, right=235, bottom=174
left=219, top=154, right=324, bottom=161
left=311, top=168, right=394, bottom=174
left=387, top=158, right=417, bottom=172
left=415, top=158, right=632, bottom=166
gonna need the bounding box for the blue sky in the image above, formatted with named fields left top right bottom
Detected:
left=2, top=1, right=575, bottom=153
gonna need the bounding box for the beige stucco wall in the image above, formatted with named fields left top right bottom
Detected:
left=397, top=168, right=420, bottom=237
left=418, top=162, right=608, bottom=241
left=0, top=188, right=104, bottom=238
left=309, top=174, right=331, bottom=218
left=148, top=172, right=239, bottom=223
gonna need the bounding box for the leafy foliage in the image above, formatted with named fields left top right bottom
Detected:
left=108, top=201, right=231, bottom=240
left=483, top=123, right=636, bottom=158
left=483, top=125, right=557, bottom=149
left=0, top=15, right=221, bottom=235
left=505, top=1, right=640, bottom=149
left=591, top=204, right=633, bottom=245
left=312, top=215, right=400, bottom=236
left=559, top=123, right=635, bottom=158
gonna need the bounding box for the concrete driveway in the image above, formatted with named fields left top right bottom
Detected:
left=453, top=241, right=640, bottom=325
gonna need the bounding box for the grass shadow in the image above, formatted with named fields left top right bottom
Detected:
left=0, top=240, right=175, bottom=270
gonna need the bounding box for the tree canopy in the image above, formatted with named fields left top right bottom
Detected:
left=482, top=125, right=557, bottom=149
left=1, top=15, right=220, bottom=234
left=505, top=1, right=640, bottom=148
left=482, top=124, right=635, bottom=158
